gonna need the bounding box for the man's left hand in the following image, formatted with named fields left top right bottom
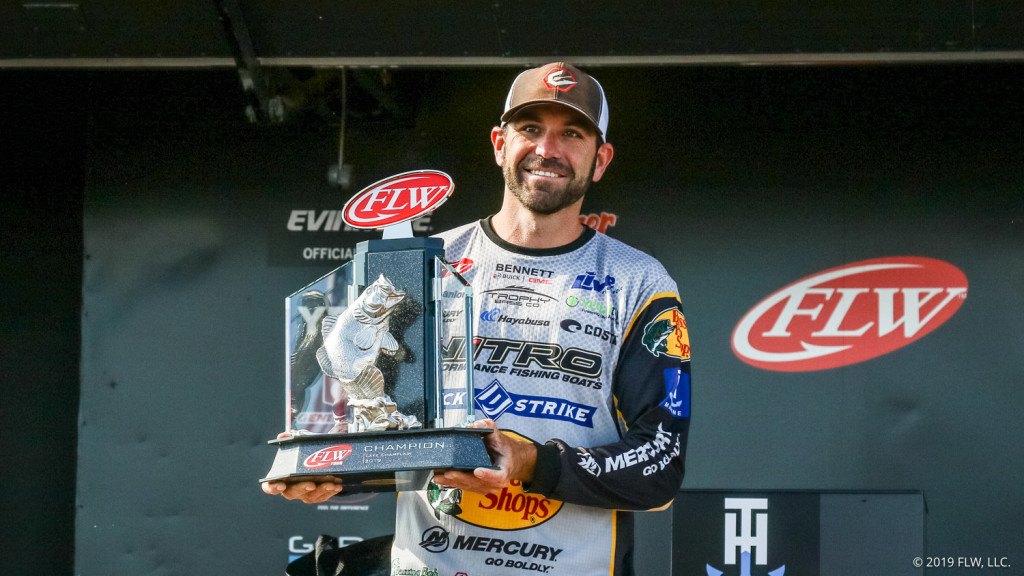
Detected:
left=432, top=419, right=537, bottom=495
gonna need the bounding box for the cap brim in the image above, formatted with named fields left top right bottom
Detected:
left=500, top=100, right=604, bottom=137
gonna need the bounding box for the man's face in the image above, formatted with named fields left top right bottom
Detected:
left=494, top=104, right=612, bottom=216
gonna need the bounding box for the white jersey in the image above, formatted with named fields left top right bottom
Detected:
left=391, top=219, right=692, bottom=576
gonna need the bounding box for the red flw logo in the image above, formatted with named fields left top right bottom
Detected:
left=442, top=258, right=474, bottom=278
left=342, top=170, right=453, bottom=229
left=303, top=444, right=353, bottom=469
left=732, top=257, right=967, bottom=372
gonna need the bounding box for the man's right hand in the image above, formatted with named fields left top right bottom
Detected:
left=261, top=431, right=343, bottom=504
left=262, top=479, right=342, bottom=504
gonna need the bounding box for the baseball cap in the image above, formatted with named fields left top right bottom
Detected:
left=501, top=62, right=609, bottom=138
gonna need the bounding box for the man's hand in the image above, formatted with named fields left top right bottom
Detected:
left=261, top=431, right=343, bottom=504
left=262, top=479, right=342, bottom=504
left=432, top=419, right=537, bottom=495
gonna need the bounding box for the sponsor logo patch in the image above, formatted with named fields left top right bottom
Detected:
left=443, top=258, right=474, bottom=278
left=451, top=532, right=563, bottom=565
left=441, top=387, right=469, bottom=408
left=442, top=336, right=604, bottom=388
left=565, top=294, right=618, bottom=320
left=642, top=308, right=691, bottom=360
left=419, top=526, right=450, bottom=553
left=543, top=67, right=577, bottom=91
left=571, top=271, right=620, bottom=294
left=493, top=263, right=556, bottom=285
left=559, top=318, right=618, bottom=345
left=475, top=379, right=596, bottom=427
left=390, top=558, right=439, bottom=576
left=479, top=307, right=549, bottom=327
left=661, top=368, right=690, bottom=418
left=455, top=480, right=564, bottom=530
left=732, top=256, right=968, bottom=371
left=578, top=423, right=682, bottom=478
left=483, top=285, right=556, bottom=308
left=474, top=337, right=603, bottom=380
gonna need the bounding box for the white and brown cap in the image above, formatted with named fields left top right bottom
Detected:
left=501, top=62, right=609, bottom=138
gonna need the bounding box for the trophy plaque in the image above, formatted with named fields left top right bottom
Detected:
left=262, top=170, right=492, bottom=493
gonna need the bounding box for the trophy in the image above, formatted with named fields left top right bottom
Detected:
left=262, top=170, right=493, bottom=493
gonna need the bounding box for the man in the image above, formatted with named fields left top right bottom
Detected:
left=265, top=63, right=692, bottom=576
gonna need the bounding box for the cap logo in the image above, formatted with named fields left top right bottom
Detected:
left=543, top=67, right=577, bottom=92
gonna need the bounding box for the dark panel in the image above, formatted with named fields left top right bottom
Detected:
left=227, top=1, right=1024, bottom=58
left=0, top=71, right=85, bottom=576
left=0, top=1, right=228, bottom=59
left=974, top=0, right=1024, bottom=50
left=0, top=1, right=1022, bottom=63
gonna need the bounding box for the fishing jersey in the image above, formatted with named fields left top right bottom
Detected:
left=391, top=218, right=691, bottom=576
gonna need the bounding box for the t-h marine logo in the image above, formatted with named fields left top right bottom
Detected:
left=706, top=498, right=785, bottom=576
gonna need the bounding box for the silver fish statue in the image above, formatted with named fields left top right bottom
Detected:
left=316, top=274, right=421, bottom=431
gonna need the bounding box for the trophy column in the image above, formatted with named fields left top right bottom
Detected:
left=353, top=237, right=444, bottom=428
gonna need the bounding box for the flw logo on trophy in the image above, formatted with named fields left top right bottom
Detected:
left=262, top=170, right=494, bottom=494
left=342, top=170, right=454, bottom=230
left=304, top=445, right=354, bottom=469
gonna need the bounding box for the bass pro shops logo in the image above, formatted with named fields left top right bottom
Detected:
left=732, top=257, right=967, bottom=371
left=642, top=308, right=691, bottom=360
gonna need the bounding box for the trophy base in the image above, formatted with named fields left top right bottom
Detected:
left=261, top=427, right=495, bottom=494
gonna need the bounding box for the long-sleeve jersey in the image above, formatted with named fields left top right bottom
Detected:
left=390, top=218, right=691, bottom=576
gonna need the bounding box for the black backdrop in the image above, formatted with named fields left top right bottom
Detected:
left=2, top=63, right=1022, bottom=575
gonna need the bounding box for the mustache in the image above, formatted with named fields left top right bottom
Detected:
left=520, top=157, right=573, bottom=174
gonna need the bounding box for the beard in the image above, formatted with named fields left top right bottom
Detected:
left=503, top=151, right=596, bottom=216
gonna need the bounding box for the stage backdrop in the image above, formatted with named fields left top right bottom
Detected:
left=76, top=65, right=1023, bottom=574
